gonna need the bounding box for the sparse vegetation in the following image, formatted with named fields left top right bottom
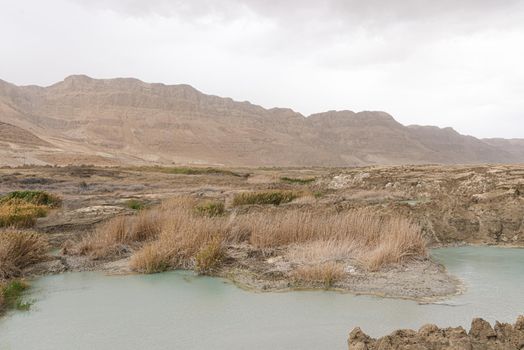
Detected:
left=0, top=230, right=49, bottom=279
left=0, top=191, right=61, bottom=228
left=291, top=262, right=345, bottom=288
left=0, top=280, right=32, bottom=313
left=131, top=166, right=244, bottom=177
left=0, top=191, right=61, bottom=207
left=232, top=190, right=301, bottom=206
left=195, top=201, right=225, bottom=217
left=195, top=238, right=225, bottom=274
left=280, top=176, right=316, bottom=185
left=125, top=199, right=146, bottom=210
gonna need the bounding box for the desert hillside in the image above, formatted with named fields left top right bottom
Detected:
left=0, top=75, right=523, bottom=166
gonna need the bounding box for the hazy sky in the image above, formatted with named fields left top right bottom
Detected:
left=1, top=0, right=523, bottom=138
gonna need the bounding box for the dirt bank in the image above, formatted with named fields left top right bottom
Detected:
left=348, top=316, right=524, bottom=349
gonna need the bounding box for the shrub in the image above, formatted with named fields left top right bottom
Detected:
left=280, top=177, right=316, bottom=185
left=0, top=280, right=32, bottom=313
left=0, top=191, right=61, bottom=208
left=195, top=238, right=225, bottom=274
left=291, top=262, right=345, bottom=288
left=0, top=230, right=49, bottom=279
left=195, top=201, right=225, bottom=217
left=0, top=201, right=48, bottom=228
left=125, top=199, right=146, bottom=210
left=0, top=191, right=61, bottom=228
left=232, top=191, right=301, bottom=206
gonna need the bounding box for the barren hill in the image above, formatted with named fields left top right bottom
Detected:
left=0, top=75, right=523, bottom=166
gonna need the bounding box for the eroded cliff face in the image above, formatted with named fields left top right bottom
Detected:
left=324, top=165, right=524, bottom=246
left=348, top=316, right=524, bottom=350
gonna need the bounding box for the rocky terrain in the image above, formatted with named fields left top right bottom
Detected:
left=1, top=75, right=524, bottom=167
left=348, top=316, right=524, bottom=349
left=1, top=164, right=522, bottom=301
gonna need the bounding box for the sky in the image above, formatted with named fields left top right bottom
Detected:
left=1, top=0, right=523, bottom=138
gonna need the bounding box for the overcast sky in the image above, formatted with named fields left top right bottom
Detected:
left=1, top=0, right=523, bottom=138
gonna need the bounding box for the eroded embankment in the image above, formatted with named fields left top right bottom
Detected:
left=348, top=316, right=524, bottom=350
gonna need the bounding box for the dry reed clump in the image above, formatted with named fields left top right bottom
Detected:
left=0, top=230, right=49, bottom=279
left=238, top=209, right=427, bottom=270
left=194, top=238, right=225, bottom=274
left=73, top=194, right=426, bottom=274
left=69, top=209, right=163, bottom=259
left=291, top=262, right=346, bottom=288
left=130, top=213, right=229, bottom=273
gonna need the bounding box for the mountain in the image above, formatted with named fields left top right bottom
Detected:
left=0, top=75, right=522, bottom=166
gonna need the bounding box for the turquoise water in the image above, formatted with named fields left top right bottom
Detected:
left=0, top=247, right=522, bottom=350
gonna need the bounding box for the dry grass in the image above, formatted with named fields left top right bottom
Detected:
left=0, top=191, right=61, bottom=228
left=68, top=209, right=162, bottom=259
left=195, top=201, right=225, bottom=217
left=71, top=195, right=426, bottom=274
left=291, top=262, right=346, bottom=288
left=0, top=230, right=49, bottom=279
left=130, top=212, right=229, bottom=273
left=237, top=209, right=426, bottom=270
left=0, top=201, right=48, bottom=228
left=195, top=238, right=225, bottom=274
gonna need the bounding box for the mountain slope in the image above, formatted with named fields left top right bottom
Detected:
left=0, top=75, right=522, bottom=166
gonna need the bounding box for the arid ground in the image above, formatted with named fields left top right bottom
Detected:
left=1, top=163, right=523, bottom=308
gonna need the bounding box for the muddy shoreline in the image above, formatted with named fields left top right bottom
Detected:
left=25, top=245, right=462, bottom=302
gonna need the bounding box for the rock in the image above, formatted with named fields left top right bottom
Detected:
left=469, top=318, right=496, bottom=340
left=348, top=316, right=524, bottom=350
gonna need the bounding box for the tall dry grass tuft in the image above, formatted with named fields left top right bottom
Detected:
left=131, top=213, right=229, bottom=273
left=0, top=230, right=49, bottom=279
left=291, top=262, right=345, bottom=288
left=363, top=217, right=427, bottom=271
left=70, top=210, right=162, bottom=259
left=238, top=209, right=426, bottom=269
left=195, top=238, right=225, bottom=274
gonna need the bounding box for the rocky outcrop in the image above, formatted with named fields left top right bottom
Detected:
left=348, top=316, right=524, bottom=349
left=325, top=165, right=524, bottom=246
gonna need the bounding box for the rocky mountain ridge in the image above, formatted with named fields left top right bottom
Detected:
left=0, top=75, right=523, bottom=166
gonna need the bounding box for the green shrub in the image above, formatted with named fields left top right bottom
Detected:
left=232, top=191, right=301, bottom=206
left=0, top=191, right=61, bottom=208
left=195, top=201, right=225, bottom=217
left=0, top=191, right=61, bottom=228
left=280, top=177, right=316, bottom=185
left=0, top=280, right=32, bottom=313
left=125, top=199, right=146, bottom=211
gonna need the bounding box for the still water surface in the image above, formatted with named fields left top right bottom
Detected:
left=0, top=246, right=523, bottom=350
